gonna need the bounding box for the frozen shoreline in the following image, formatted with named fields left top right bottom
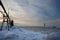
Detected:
left=0, top=26, right=60, bottom=40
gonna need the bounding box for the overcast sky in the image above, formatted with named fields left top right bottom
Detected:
left=1, top=0, right=60, bottom=26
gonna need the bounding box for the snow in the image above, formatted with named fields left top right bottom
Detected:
left=0, top=26, right=60, bottom=40
left=0, top=26, right=47, bottom=40
left=47, top=32, right=60, bottom=40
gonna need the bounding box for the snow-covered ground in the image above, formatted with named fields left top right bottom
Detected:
left=0, top=26, right=60, bottom=40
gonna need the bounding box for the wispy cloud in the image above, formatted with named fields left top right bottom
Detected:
left=1, top=0, right=60, bottom=26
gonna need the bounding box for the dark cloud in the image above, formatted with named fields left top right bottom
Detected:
left=1, top=0, right=60, bottom=26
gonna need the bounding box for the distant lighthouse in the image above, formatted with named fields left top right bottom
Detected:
left=44, top=23, right=46, bottom=28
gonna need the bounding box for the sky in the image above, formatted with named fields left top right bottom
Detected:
left=0, top=0, right=60, bottom=27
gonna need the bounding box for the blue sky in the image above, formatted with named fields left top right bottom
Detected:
left=1, top=0, right=60, bottom=26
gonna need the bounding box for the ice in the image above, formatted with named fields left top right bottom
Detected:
left=47, top=32, right=60, bottom=40
left=0, top=26, right=60, bottom=40
left=0, top=26, right=48, bottom=40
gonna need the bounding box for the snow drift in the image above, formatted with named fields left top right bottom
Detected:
left=0, top=26, right=60, bottom=40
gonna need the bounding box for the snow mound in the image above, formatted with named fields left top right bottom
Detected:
left=0, top=27, right=60, bottom=40
left=0, top=27, right=48, bottom=40
left=47, top=32, right=60, bottom=40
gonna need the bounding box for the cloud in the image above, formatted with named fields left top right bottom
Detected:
left=14, top=0, right=57, bottom=19
left=1, top=0, right=60, bottom=26
left=46, top=19, right=60, bottom=27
